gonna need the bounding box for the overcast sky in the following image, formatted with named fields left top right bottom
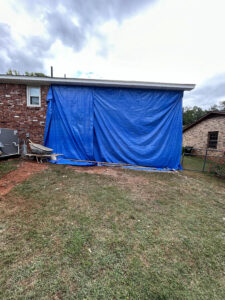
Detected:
left=0, top=0, right=225, bottom=108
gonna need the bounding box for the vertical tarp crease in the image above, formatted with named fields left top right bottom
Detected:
left=44, top=85, right=183, bottom=170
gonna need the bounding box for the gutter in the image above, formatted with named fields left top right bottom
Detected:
left=0, top=75, right=195, bottom=91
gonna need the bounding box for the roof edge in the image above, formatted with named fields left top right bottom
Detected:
left=183, top=111, right=225, bottom=132
left=0, top=75, right=195, bottom=91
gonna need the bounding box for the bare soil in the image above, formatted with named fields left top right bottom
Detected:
left=68, top=165, right=149, bottom=191
left=68, top=165, right=123, bottom=176
left=0, top=161, right=48, bottom=196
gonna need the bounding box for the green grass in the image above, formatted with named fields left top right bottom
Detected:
left=0, top=158, right=19, bottom=178
left=182, top=155, right=215, bottom=172
left=0, top=164, right=225, bottom=299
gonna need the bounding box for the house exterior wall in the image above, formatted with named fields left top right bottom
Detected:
left=0, top=83, right=49, bottom=144
left=183, top=116, right=225, bottom=152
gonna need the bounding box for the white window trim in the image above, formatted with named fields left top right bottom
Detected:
left=27, top=86, right=41, bottom=107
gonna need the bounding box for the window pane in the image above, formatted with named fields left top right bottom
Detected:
left=208, top=131, right=218, bottom=149
left=30, top=96, right=40, bottom=105
left=209, top=133, right=218, bottom=139
left=208, top=141, right=217, bottom=148
left=30, top=87, right=40, bottom=97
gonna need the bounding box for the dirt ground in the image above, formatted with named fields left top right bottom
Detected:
left=0, top=161, right=152, bottom=197
left=0, top=161, right=48, bottom=196
left=68, top=165, right=124, bottom=176
left=68, top=165, right=150, bottom=191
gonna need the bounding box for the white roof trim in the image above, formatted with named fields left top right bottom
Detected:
left=0, top=75, right=195, bottom=91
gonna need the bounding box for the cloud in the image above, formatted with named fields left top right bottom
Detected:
left=183, top=73, right=225, bottom=108
left=26, top=0, right=155, bottom=52
left=0, top=0, right=156, bottom=74
left=45, top=10, right=86, bottom=52
left=0, top=22, right=52, bottom=73
left=0, top=23, right=13, bottom=71
left=0, top=23, right=11, bottom=42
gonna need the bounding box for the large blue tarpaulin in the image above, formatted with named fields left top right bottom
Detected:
left=44, top=85, right=183, bottom=170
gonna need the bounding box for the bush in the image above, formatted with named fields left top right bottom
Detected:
left=209, top=157, right=225, bottom=178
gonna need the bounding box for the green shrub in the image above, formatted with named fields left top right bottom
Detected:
left=209, top=157, right=225, bottom=178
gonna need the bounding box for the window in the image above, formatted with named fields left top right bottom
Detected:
left=208, top=131, right=218, bottom=149
left=27, top=86, right=41, bottom=107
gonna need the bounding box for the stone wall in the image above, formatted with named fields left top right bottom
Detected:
left=0, top=83, right=49, bottom=144
left=183, top=116, right=225, bottom=152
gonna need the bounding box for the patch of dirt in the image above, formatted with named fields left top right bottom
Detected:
left=68, top=165, right=122, bottom=176
left=0, top=161, right=48, bottom=197
left=68, top=165, right=149, bottom=191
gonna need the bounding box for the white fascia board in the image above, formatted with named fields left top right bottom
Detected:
left=0, top=75, right=195, bottom=91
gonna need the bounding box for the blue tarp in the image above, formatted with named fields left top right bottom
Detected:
left=44, top=85, right=183, bottom=170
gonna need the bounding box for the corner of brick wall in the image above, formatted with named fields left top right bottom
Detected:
left=0, top=83, right=49, bottom=145
left=183, top=116, right=225, bottom=154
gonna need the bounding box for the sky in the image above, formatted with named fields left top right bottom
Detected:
left=0, top=0, right=225, bottom=109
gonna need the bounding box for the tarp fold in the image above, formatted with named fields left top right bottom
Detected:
left=44, top=85, right=183, bottom=170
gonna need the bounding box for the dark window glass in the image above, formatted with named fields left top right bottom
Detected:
left=30, top=96, right=40, bottom=105
left=208, top=131, right=218, bottom=148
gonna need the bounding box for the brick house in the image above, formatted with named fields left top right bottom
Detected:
left=183, top=111, right=225, bottom=152
left=0, top=83, right=48, bottom=144
left=0, top=74, right=194, bottom=147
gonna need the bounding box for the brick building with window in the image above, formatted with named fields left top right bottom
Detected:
left=0, top=81, right=49, bottom=144
left=183, top=111, right=225, bottom=151
left=0, top=74, right=194, bottom=147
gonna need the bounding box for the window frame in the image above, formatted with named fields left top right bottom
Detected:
left=207, top=131, right=219, bottom=149
left=27, top=86, right=41, bottom=107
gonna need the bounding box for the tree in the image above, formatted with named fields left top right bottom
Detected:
left=183, top=100, right=225, bottom=126
left=219, top=100, right=225, bottom=111
left=183, top=106, right=206, bottom=126
left=209, top=100, right=225, bottom=111
left=6, top=69, right=20, bottom=75
left=24, top=71, right=47, bottom=77
left=6, top=69, right=46, bottom=77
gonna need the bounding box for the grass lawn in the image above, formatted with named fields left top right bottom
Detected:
left=0, top=163, right=225, bottom=299
left=182, top=155, right=213, bottom=172
left=0, top=158, right=20, bottom=178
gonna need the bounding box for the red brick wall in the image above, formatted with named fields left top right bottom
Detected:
left=0, top=83, right=49, bottom=144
